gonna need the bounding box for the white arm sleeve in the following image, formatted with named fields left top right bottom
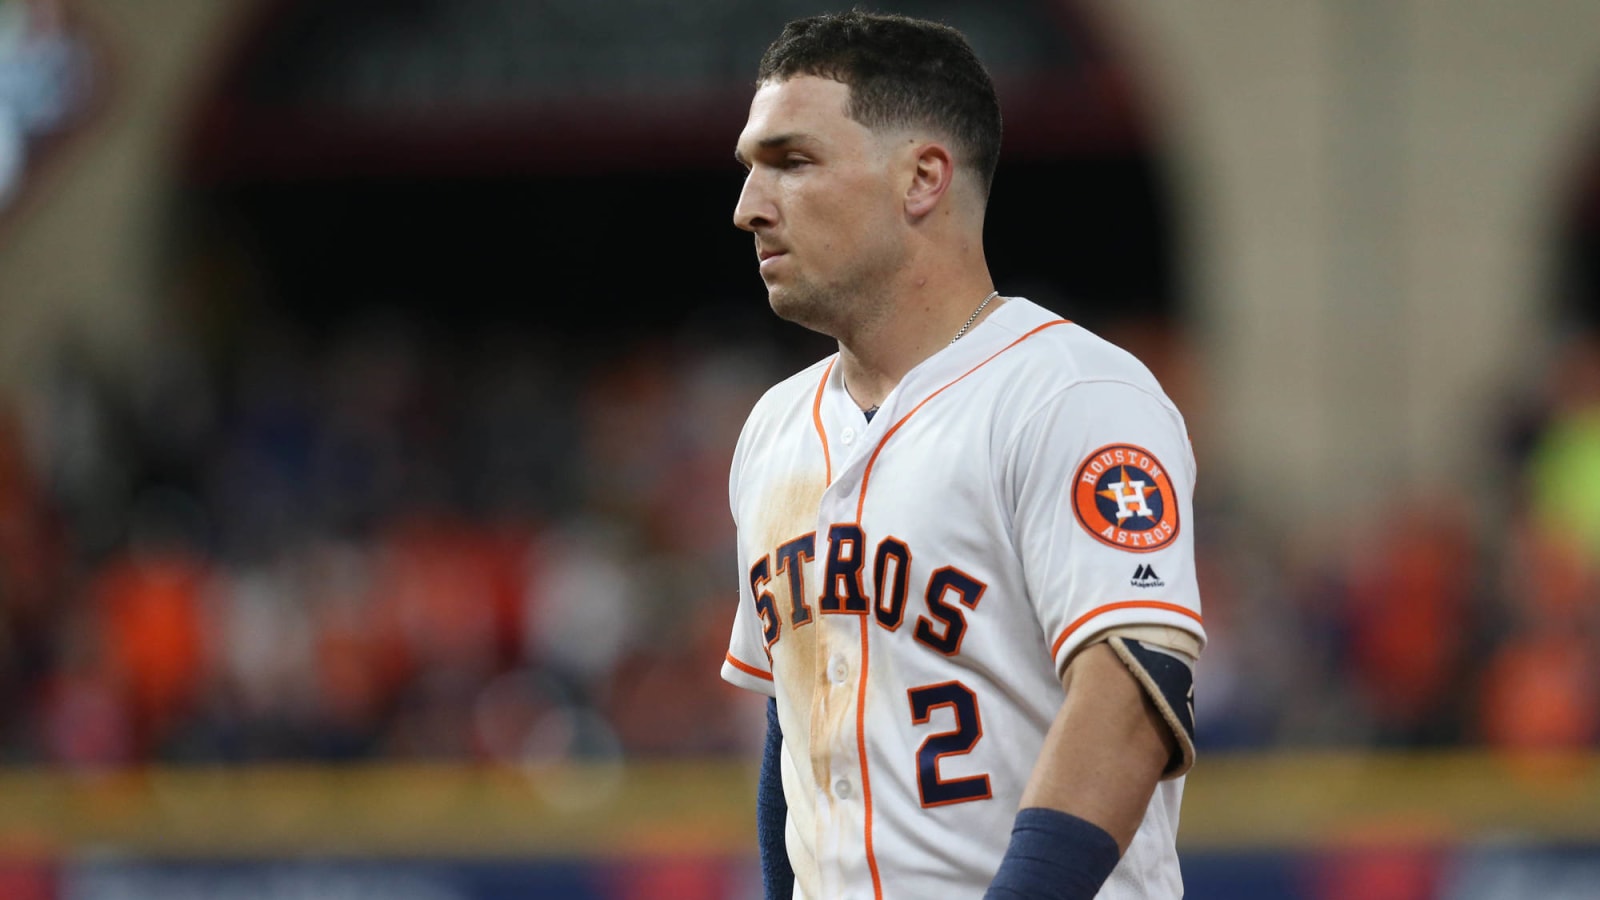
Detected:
left=1005, top=379, right=1205, bottom=676
left=721, top=412, right=777, bottom=696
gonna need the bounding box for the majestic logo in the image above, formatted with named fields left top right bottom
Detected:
left=1131, top=564, right=1164, bottom=588
left=1072, top=444, right=1180, bottom=552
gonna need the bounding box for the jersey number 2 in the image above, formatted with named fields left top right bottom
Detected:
left=907, top=681, right=992, bottom=807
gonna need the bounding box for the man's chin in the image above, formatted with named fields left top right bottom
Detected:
left=766, top=287, right=830, bottom=334
left=767, top=290, right=806, bottom=321
left=765, top=285, right=796, bottom=317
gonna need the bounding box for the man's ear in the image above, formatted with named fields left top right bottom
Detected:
left=904, top=141, right=956, bottom=219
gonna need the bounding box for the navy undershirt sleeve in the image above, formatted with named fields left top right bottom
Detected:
left=758, top=697, right=794, bottom=900
left=984, top=807, right=1120, bottom=900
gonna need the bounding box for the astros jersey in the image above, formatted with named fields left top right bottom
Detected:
left=721, top=298, right=1205, bottom=899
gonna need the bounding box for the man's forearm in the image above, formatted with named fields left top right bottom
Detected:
left=1020, top=642, right=1177, bottom=849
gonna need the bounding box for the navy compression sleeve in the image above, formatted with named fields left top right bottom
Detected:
left=758, top=697, right=794, bottom=900
left=984, top=807, right=1120, bottom=900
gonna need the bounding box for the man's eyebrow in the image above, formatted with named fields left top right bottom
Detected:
left=735, top=133, right=816, bottom=167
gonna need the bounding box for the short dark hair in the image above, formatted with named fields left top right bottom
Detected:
left=756, top=10, right=1003, bottom=198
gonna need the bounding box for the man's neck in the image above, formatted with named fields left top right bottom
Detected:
left=837, top=279, right=1001, bottom=412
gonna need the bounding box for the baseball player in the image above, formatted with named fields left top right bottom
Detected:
left=720, top=12, right=1203, bottom=900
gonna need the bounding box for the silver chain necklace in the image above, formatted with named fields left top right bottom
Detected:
left=950, top=290, right=1000, bottom=344
left=863, top=290, right=1001, bottom=418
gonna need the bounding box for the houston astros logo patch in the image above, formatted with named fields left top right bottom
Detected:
left=1072, top=444, right=1179, bottom=552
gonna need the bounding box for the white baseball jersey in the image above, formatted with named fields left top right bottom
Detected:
left=721, top=298, right=1205, bottom=900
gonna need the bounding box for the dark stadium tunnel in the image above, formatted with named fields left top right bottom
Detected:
left=195, top=155, right=1175, bottom=345
left=172, top=0, right=1179, bottom=356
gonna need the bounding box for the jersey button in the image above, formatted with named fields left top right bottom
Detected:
left=827, top=655, right=849, bottom=685
left=841, top=427, right=856, bottom=445
left=835, top=779, right=853, bottom=799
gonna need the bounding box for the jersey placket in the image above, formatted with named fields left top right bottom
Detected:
left=809, top=343, right=993, bottom=899
left=808, top=376, right=890, bottom=899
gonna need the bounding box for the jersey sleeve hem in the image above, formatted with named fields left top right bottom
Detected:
left=722, top=651, right=778, bottom=697
left=1050, top=600, right=1205, bottom=676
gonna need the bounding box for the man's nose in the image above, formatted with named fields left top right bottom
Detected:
left=734, top=170, right=775, bottom=233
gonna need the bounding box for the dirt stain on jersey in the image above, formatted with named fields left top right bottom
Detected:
left=753, top=472, right=848, bottom=825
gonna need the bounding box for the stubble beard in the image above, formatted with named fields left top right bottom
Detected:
left=766, top=237, right=905, bottom=343
left=767, top=278, right=850, bottom=337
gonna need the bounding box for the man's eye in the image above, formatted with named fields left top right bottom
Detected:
left=781, top=157, right=810, bottom=170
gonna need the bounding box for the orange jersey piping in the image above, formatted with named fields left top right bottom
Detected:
left=854, top=320, right=1069, bottom=521
left=1050, top=601, right=1205, bottom=659
left=725, top=651, right=774, bottom=682
left=856, top=614, right=883, bottom=897
left=849, top=318, right=1068, bottom=899
left=813, top=358, right=836, bottom=485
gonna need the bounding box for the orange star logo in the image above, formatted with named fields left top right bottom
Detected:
left=1072, top=445, right=1181, bottom=553
left=1097, top=467, right=1157, bottom=521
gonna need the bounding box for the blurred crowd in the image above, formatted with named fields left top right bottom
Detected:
left=0, top=313, right=1597, bottom=769
left=0, top=315, right=773, bottom=766
left=1195, top=331, right=1600, bottom=754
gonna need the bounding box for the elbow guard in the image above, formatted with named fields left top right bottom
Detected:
left=1107, top=636, right=1196, bottom=778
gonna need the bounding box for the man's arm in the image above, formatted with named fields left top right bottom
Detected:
left=985, top=641, right=1180, bottom=899
left=757, top=697, right=794, bottom=900
left=1023, top=642, right=1176, bottom=848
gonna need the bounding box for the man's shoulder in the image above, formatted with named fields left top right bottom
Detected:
left=992, top=302, right=1167, bottom=398
left=730, top=355, right=836, bottom=492
left=742, top=353, right=837, bottom=428
left=742, top=353, right=832, bottom=413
